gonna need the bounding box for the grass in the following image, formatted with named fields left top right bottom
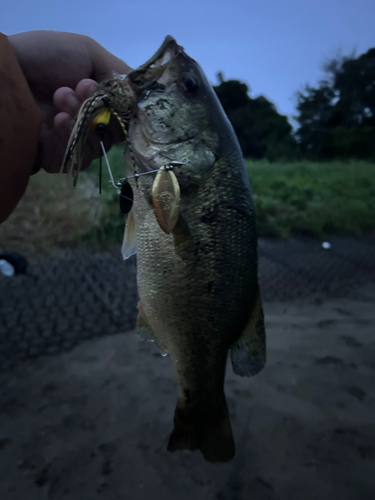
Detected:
left=0, top=146, right=374, bottom=254
left=0, top=169, right=105, bottom=255
left=0, top=145, right=129, bottom=255
left=247, top=160, right=375, bottom=238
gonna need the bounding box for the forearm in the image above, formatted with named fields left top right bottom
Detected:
left=0, top=32, right=42, bottom=223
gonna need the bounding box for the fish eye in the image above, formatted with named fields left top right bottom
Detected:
left=181, top=75, right=199, bottom=92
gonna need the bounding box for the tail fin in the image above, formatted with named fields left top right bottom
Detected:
left=167, top=398, right=235, bottom=462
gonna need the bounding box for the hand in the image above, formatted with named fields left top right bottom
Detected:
left=9, top=31, right=132, bottom=173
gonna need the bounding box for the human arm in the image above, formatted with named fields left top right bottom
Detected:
left=0, top=33, right=42, bottom=223
left=0, top=31, right=131, bottom=222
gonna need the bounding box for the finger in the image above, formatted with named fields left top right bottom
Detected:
left=53, top=87, right=81, bottom=117
left=75, top=79, right=98, bottom=101
left=54, top=112, right=71, bottom=142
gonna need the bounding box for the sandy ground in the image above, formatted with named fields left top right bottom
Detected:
left=0, top=284, right=374, bottom=500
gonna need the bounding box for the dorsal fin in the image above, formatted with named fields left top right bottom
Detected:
left=230, top=287, right=266, bottom=377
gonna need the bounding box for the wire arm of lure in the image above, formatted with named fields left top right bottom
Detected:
left=99, top=141, right=117, bottom=190
left=120, top=157, right=190, bottom=181
left=100, top=142, right=188, bottom=190
left=99, top=133, right=189, bottom=217
left=98, top=140, right=138, bottom=206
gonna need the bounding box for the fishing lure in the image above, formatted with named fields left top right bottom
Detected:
left=61, top=73, right=137, bottom=183
left=62, top=72, right=189, bottom=232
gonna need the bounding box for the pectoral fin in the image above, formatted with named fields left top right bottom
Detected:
left=152, top=167, right=180, bottom=234
left=121, top=211, right=137, bottom=260
left=230, top=287, right=266, bottom=377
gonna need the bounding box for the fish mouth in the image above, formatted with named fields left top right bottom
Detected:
left=126, top=35, right=182, bottom=94
left=126, top=36, right=201, bottom=151
left=126, top=36, right=209, bottom=172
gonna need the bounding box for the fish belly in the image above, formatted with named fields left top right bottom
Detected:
left=131, top=165, right=258, bottom=461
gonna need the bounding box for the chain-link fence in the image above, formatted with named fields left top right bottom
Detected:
left=1, top=236, right=374, bottom=371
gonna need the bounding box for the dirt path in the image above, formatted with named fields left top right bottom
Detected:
left=0, top=284, right=374, bottom=500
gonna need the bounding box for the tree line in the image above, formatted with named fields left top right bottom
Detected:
left=213, top=47, right=375, bottom=161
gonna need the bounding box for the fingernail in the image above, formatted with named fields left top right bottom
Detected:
left=66, top=94, right=80, bottom=113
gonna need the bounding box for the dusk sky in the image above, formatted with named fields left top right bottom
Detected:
left=3, top=0, right=374, bottom=125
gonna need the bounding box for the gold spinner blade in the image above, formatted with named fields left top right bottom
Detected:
left=152, top=167, right=181, bottom=234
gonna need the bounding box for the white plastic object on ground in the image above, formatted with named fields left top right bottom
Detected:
left=322, top=242, right=332, bottom=249
left=0, top=259, right=15, bottom=277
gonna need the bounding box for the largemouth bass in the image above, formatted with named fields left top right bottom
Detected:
left=121, top=36, right=266, bottom=462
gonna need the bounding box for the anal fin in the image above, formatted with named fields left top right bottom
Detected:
left=230, top=287, right=266, bottom=377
